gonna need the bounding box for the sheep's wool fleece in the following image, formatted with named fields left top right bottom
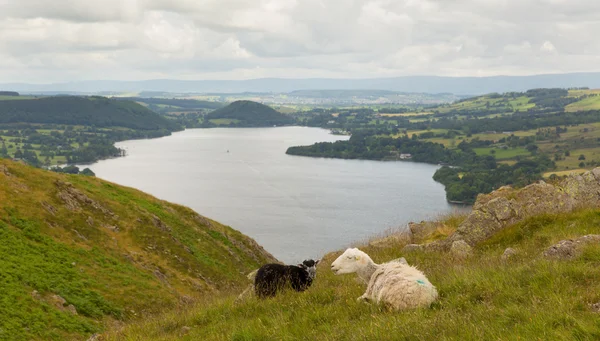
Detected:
left=364, top=262, right=438, bottom=311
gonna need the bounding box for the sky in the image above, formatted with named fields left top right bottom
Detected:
left=1, top=0, right=599, bottom=83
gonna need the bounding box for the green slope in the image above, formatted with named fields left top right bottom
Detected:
left=0, top=160, right=276, bottom=340
left=206, top=100, right=294, bottom=127
left=0, top=96, right=180, bottom=131
left=109, top=209, right=600, bottom=340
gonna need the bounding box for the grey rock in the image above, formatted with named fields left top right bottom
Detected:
left=543, top=235, right=600, bottom=260
left=450, top=240, right=473, bottom=259
left=87, top=334, right=101, bottom=341
left=501, top=247, right=518, bottom=261
left=440, top=167, right=600, bottom=250
left=180, top=326, right=192, bottom=336
left=66, top=304, right=78, bottom=315
left=408, top=221, right=439, bottom=242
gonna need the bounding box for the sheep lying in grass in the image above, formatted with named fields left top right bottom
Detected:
left=254, top=259, right=320, bottom=298
left=331, top=248, right=438, bottom=311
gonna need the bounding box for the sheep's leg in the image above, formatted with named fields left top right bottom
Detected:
left=235, top=284, right=254, bottom=303
left=357, top=294, right=371, bottom=304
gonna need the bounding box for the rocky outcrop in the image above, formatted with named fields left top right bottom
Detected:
left=543, top=235, right=600, bottom=260
left=55, top=180, right=115, bottom=216
left=435, top=168, right=600, bottom=250
left=408, top=221, right=440, bottom=242
left=0, top=164, right=13, bottom=177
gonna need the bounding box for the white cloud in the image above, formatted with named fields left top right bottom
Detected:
left=541, top=41, right=557, bottom=53
left=0, top=0, right=599, bottom=82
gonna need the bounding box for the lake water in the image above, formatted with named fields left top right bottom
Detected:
left=84, top=127, right=456, bottom=263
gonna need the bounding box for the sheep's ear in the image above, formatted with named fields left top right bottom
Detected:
left=315, top=259, right=320, bottom=265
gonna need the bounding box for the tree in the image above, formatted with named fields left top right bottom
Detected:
left=579, top=162, right=586, bottom=168
left=80, top=168, right=96, bottom=176
left=579, top=154, right=586, bottom=160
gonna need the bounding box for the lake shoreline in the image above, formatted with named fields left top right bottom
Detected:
left=82, top=127, right=455, bottom=263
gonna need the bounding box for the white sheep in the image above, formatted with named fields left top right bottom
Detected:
left=330, top=248, right=438, bottom=311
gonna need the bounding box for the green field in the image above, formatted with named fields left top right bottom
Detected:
left=208, top=118, right=242, bottom=125
left=435, top=95, right=535, bottom=114
left=566, top=95, right=600, bottom=112
left=473, top=147, right=531, bottom=160
left=0, top=96, right=37, bottom=101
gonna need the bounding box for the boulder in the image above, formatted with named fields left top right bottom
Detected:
left=66, top=304, right=78, bottom=315
left=441, top=168, right=600, bottom=250
left=501, top=247, right=517, bottom=261
left=408, top=221, right=439, bottom=242
left=543, top=235, right=600, bottom=260
left=450, top=240, right=472, bottom=259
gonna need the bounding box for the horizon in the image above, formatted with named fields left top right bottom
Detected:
left=2, top=71, right=600, bottom=86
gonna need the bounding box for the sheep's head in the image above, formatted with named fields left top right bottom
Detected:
left=330, top=248, right=369, bottom=275
left=299, top=259, right=320, bottom=279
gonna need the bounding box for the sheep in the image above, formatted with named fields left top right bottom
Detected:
left=330, top=248, right=438, bottom=311
left=254, top=259, right=320, bottom=298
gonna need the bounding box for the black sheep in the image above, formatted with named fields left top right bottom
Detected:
left=254, top=259, right=320, bottom=298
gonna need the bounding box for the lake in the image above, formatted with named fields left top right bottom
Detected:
left=84, top=127, right=456, bottom=263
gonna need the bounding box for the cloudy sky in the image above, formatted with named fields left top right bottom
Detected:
left=1, top=0, right=599, bottom=82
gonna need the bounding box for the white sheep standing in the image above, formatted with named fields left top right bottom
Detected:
left=330, top=248, right=438, bottom=311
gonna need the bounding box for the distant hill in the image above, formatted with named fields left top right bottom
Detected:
left=206, top=100, right=294, bottom=127
left=4, top=72, right=600, bottom=95
left=427, top=88, right=600, bottom=117
left=117, top=97, right=225, bottom=113
left=0, top=159, right=276, bottom=339
left=0, top=91, right=19, bottom=97
left=0, top=96, right=180, bottom=131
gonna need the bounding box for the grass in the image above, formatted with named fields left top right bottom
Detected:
left=209, top=118, right=242, bottom=125
left=567, top=89, right=600, bottom=98
left=473, top=147, right=531, bottom=160
left=543, top=169, right=588, bottom=178
left=0, top=96, right=37, bottom=101
left=0, top=160, right=274, bottom=340
left=435, top=95, right=535, bottom=114
left=106, top=209, right=600, bottom=340
left=553, top=147, right=600, bottom=170
left=566, top=95, right=600, bottom=112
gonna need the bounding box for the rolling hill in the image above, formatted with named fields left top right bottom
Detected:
left=205, top=100, right=294, bottom=127
left=5, top=72, right=600, bottom=95
left=0, top=96, right=180, bottom=131
left=0, top=159, right=276, bottom=340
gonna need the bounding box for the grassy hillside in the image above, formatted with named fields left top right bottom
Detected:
left=0, top=160, right=276, bottom=340
left=206, top=100, right=294, bottom=127
left=118, top=97, right=225, bottom=114
left=107, top=208, right=600, bottom=340
left=0, top=96, right=180, bottom=131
